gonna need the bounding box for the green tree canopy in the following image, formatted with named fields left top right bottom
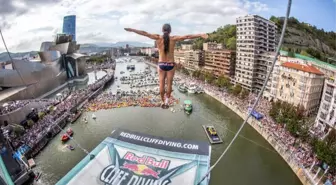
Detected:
left=240, top=88, right=249, bottom=99
left=312, top=138, right=336, bottom=170
left=204, top=72, right=215, bottom=84
left=180, top=25, right=237, bottom=50
left=300, top=50, right=310, bottom=56
left=232, top=84, right=242, bottom=96
left=216, top=75, right=230, bottom=88
left=192, top=70, right=201, bottom=78
left=226, top=37, right=236, bottom=50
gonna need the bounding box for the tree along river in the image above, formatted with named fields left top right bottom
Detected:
left=33, top=57, right=302, bottom=185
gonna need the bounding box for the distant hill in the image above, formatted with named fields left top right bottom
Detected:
left=270, top=16, right=336, bottom=62
left=0, top=41, right=153, bottom=61
left=79, top=41, right=152, bottom=54
left=0, top=51, right=38, bottom=62
left=182, top=16, right=336, bottom=63
left=190, top=24, right=236, bottom=50
left=92, top=41, right=153, bottom=48
left=79, top=45, right=110, bottom=54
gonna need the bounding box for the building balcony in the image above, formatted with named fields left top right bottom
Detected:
left=319, top=112, right=327, bottom=120
left=324, top=96, right=332, bottom=103
left=326, top=91, right=333, bottom=97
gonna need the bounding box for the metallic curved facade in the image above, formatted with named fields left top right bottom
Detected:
left=40, top=41, right=55, bottom=51
left=55, top=34, right=72, bottom=44
left=67, top=41, right=78, bottom=54
left=38, top=50, right=61, bottom=63
left=49, top=42, right=69, bottom=55
left=0, top=60, right=64, bottom=87
left=0, top=16, right=86, bottom=102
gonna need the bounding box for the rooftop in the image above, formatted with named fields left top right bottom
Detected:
left=281, top=62, right=324, bottom=75
left=280, top=50, right=336, bottom=70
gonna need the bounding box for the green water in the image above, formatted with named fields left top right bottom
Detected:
left=33, top=59, right=302, bottom=185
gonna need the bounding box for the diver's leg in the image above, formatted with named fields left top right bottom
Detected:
left=158, top=66, right=166, bottom=105
left=166, top=66, right=176, bottom=104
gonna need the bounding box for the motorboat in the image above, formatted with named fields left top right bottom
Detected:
left=61, top=128, right=74, bottom=142
left=70, top=111, right=81, bottom=124
left=92, top=114, right=97, bottom=119
left=178, top=84, right=187, bottom=93
left=187, top=83, right=197, bottom=94
left=130, top=65, right=135, bottom=70
left=35, top=172, right=42, bottom=181
left=66, top=145, right=75, bottom=151
left=66, top=128, right=74, bottom=135
left=202, top=125, right=223, bottom=144
left=196, top=87, right=205, bottom=94
left=117, top=88, right=122, bottom=94
left=183, top=100, right=193, bottom=113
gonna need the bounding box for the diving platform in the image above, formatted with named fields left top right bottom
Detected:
left=57, top=129, right=211, bottom=185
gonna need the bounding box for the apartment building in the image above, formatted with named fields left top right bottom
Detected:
left=203, top=42, right=223, bottom=51
left=203, top=50, right=236, bottom=77
left=234, top=15, right=276, bottom=93
left=174, top=50, right=186, bottom=66
left=181, top=44, right=193, bottom=50
left=315, top=77, right=336, bottom=133
left=140, top=48, right=158, bottom=56
left=267, top=53, right=336, bottom=101
left=183, top=50, right=204, bottom=71
left=272, top=62, right=324, bottom=115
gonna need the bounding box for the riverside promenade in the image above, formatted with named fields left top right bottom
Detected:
left=144, top=60, right=316, bottom=185
left=205, top=90, right=314, bottom=185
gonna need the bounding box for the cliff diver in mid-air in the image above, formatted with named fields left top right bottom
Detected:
left=125, top=24, right=208, bottom=109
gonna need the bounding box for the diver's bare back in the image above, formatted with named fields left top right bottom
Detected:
left=156, top=36, right=176, bottom=62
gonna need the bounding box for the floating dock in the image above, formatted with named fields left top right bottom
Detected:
left=28, top=159, right=36, bottom=168
left=202, top=125, right=223, bottom=144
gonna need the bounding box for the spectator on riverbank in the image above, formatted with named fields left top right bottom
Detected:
left=176, top=72, right=334, bottom=182
left=5, top=72, right=114, bottom=150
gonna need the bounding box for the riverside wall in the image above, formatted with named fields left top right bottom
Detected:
left=205, top=90, right=315, bottom=185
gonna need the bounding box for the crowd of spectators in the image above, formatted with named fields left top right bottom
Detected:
left=86, top=60, right=115, bottom=70
left=0, top=99, right=54, bottom=116
left=0, top=101, right=30, bottom=116
left=177, top=73, right=335, bottom=184
left=2, top=72, right=113, bottom=151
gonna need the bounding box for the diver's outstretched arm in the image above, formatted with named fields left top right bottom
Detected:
left=172, top=34, right=208, bottom=41
left=124, top=28, right=160, bottom=40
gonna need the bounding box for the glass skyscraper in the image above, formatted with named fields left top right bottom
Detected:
left=62, top=15, right=76, bottom=41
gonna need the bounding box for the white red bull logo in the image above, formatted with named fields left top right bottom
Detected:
left=123, top=152, right=170, bottom=170
left=100, top=151, right=175, bottom=185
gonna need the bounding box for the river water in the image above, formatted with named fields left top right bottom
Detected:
left=33, top=57, right=302, bottom=185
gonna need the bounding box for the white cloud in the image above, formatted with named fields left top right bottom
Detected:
left=0, top=0, right=270, bottom=52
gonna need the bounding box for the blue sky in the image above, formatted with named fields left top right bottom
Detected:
left=258, top=0, right=336, bottom=31
left=0, top=0, right=335, bottom=52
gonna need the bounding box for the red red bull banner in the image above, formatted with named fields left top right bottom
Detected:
left=57, top=129, right=211, bottom=185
